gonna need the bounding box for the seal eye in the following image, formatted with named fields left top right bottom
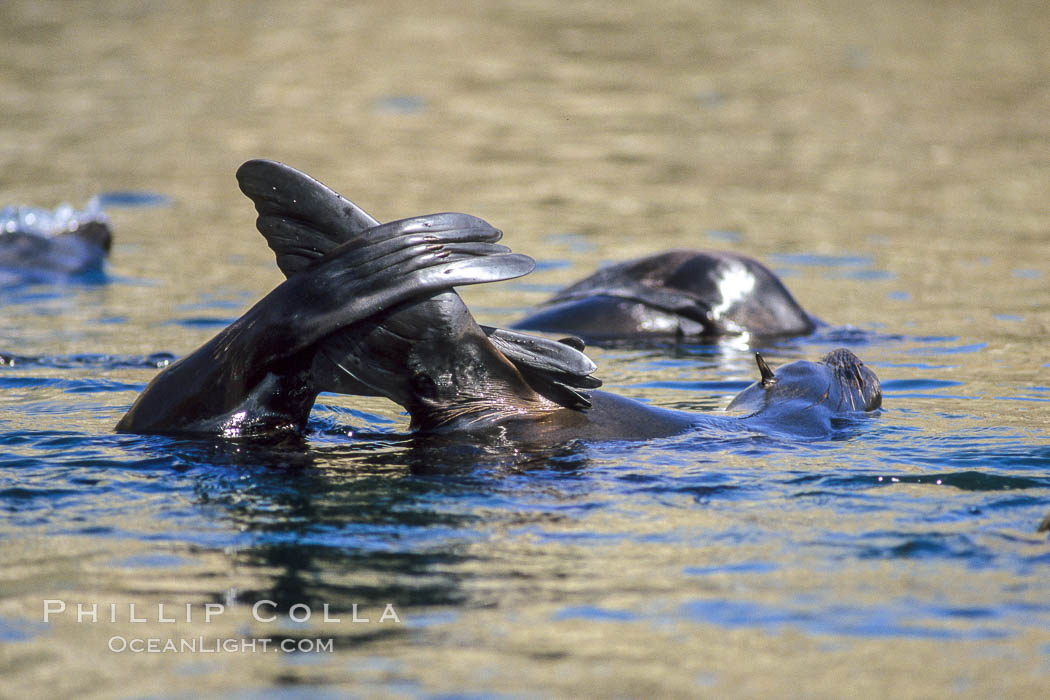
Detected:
left=755, top=352, right=777, bottom=388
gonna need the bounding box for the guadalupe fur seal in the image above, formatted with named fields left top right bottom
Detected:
left=117, top=160, right=880, bottom=442
left=0, top=200, right=112, bottom=279
left=725, top=348, right=882, bottom=438
left=511, top=249, right=817, bottom=343
left=115, top=211, right=539, bottom=436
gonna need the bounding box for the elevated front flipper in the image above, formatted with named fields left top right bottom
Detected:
left=116, top=214, right=529, bottom=437
left=238, top=159, right=603, bottom=412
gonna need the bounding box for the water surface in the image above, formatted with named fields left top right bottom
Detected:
left=1, top=1, right=1048, bottom=698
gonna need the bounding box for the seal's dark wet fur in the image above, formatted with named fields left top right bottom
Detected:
left=117, top=160, right=881, bottom=443
left=512, top=248, right=818, bottom=344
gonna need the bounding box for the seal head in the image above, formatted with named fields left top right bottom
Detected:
left=726, top=348, right=881, bottom=436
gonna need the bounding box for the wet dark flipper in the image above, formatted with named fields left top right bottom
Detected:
left=482, top=327, right=596, bottom=377
left=117, top=215, right=530, bottom=436
left=481, top=327, right=601, bottom=409
left=236, top=159, right=380, bottom=274
left=517, top=250, right=817, bottom=340
left=271, top=214, right=528, bottom=351
left=241, top=160, right=603, bottom=414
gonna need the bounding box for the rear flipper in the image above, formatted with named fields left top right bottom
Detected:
left=238, top=159, right=604, bottom=413
left=116, top=213, right=530, bottom=436
left=255, top=213, right=533, bottom=359
left=514, top=250, right=817, bottom=341
left=236, top=158, right=380, bottom=275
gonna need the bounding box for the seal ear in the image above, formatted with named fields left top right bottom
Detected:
left=755, top=352, right=777, bottom=388
left=236, top=159, right=380, bottom=276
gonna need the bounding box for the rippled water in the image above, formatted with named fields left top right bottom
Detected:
left=2, top=1, right=1049, bottom=698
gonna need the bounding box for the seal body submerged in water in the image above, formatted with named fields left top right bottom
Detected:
left=1, top=192, right=169, bottom=284
left=117, top=160, right=880, bottom=443
left=511, top=249, right=818, bottom=344
left=0, top=200, right=112, bottom=282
